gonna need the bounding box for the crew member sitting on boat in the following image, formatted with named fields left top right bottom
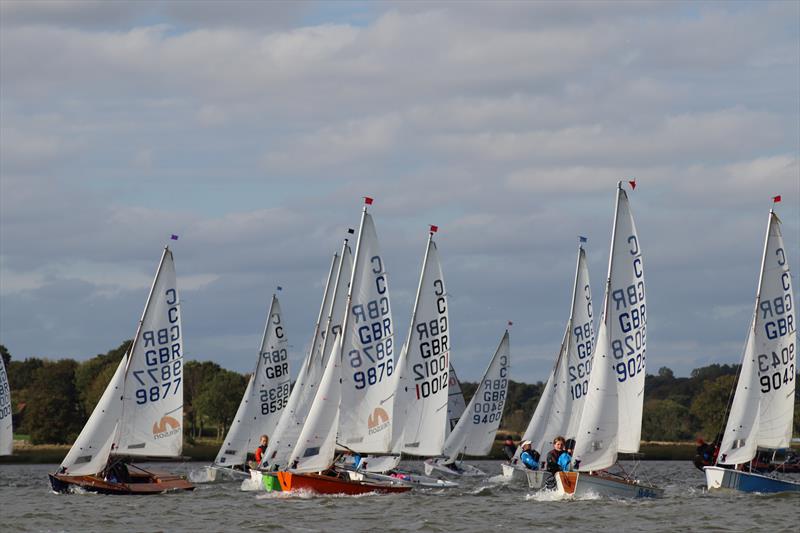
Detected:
left=546, top=436, right=566, bottom=473
left=519, top=440, right=540, bottom=470
left=557, top=439, right=574, bottom=472
left=503, top=436, right=517, bottom=461
left=254, top=435, right=269, bottom=466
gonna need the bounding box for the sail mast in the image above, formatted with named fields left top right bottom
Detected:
left=303, top=253, right=339, bottom=374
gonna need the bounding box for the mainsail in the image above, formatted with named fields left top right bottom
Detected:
left=515, top=244, right=595, bottom=457
left=338, top=208, right=397, bottom=453
left=393, top=230, right=450, bottom=456
left=214, top=295, right=290, bottom=467
left=0, top=354, right=12, bottom=455
left=264, top=240, right=353, bottom=469
left=718, top=210, right=796, bottom=465
left=446, top=362, right=467, bottom=438
left=573, top=183, right=645, bottom=470
left=442, top=330, right=511, bottom=462
left=116, top=247, right=185, bottom=458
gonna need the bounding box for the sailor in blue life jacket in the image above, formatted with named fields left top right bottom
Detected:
left=519, top=440, right=540, bottom=470
left=557, top=439, right=575, bottom=472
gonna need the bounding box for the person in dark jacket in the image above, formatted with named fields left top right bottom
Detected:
left=502, top=436, right=517, bottom=460
left=546, top=436, right=566, bottom=473
left=519, top=440, right=540, bottom=470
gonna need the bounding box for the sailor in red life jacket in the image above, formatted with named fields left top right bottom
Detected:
left=254, top=435, right=269, bottom=465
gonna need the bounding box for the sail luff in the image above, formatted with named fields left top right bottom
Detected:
left=0, top=354, right=12, bottom=456
left=304, top=253, right=339, bottom=373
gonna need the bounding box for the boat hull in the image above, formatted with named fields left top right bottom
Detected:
left=704, top=466, right=800, bottom=493
left=423, top=458, right=486, bottom=477
left=555, top=471, right=663, bottom=499
left=190, top=465, right=250, bottom=484
left=501, top=462, right=526, bottom=480
left=342, top=467, right=458, bottom=488
left=275, top=471, right=412, bottom=495
left=525, top=469, right=549, bottom=489
left=49, top=471, right=194, bottom=495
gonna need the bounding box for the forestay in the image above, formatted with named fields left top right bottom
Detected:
left=116, top=248, right=185, bottom=458
left=215, top=295, right=290, bottom=467
left=265, top=243, right=353, bottom=469
left=59, top=355, right=128, bottom=475
left=339, top=210, right=397, bottom=454
left=394, top=233, right=450, bottom=456
left=0, top=353, right=12, bottom=455
left=446, top=362, right=467, bottom=438
left=718, top=211, right=796, bottom=465
left=288, top=333, right=343, bottom=473
left=443, top=331, right=510, bottom=461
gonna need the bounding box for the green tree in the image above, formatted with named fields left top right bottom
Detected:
left=184, top=360, right=224, bottom=438
left=690, top=374, right=736, bottom=439
left=22, top=360, right=83, bottom=444
left=642, top=399, right=692, bottom=441
left=74, top=340, right=130, bottom=414
left=193, top=370, right=247, bottom=439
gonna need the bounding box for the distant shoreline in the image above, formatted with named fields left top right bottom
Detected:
left=0, top=440, right=715, bottom=464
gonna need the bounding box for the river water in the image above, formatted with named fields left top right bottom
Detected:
left=1, top=461, right=797, bottom=532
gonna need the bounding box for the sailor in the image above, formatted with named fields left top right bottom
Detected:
left=546, top=436, right=567, bottom=473
left=519, top=440, right=540, bottom=470
left=254, top=434, right=269, bottom=465
left=558, top=439, right=575, bottom=472
left=503, top=436, right=517, bottom=461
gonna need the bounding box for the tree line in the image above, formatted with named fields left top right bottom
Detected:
left=2, top=343, right=798, bottom=445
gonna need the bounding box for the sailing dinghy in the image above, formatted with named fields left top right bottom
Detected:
left=502, top=242, right=595, bottom=485
left=257, top=199, right=411, bottom=495
left=424, top=330, right=511, bottom=477
left=1, top=353, right=12, bottom=456
left=337, top=226, right=459, bottom=488
left=49, top=247, right=193, bottom=494
left=195, top=294, right=290, bottom=482
left=554, top=181, right=662, bottom=499
left=704, top=204, right=798, bottom=494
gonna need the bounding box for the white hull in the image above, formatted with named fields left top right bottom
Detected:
left=342, top=467, right=458, bottom=488
left=556, top=471, right=663, bottom=499
left=525, top=469, right=548, bottom=489
left=500, top=462, right=525, bottom=480
left=423, top=458, right=486, bottom=477
left=190, top=465, right=250, bottom=484
left=705, top=466, right=800, bottom=493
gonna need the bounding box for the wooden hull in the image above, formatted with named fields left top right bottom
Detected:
left=555, top=471, right=663, bottom=498
left=704, top=466, right=800, bottom=493
left=275, top=471, right=411, bottom=495
left=49, top=470, right=194, bottom=495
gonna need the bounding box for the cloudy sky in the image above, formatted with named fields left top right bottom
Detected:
left=1, top=1, right=798, bottom=383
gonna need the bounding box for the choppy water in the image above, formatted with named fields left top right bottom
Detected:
left=1, top=461, right=797, bottom=532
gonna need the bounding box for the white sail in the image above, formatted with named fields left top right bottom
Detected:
left=443, top=330, right=511, bottom=461
left=608, top=186, right=646, bottom=453
left=446, top=362, right=467, bottom=438
left=116, top=247, right=185, bottom=458
left=0, top=354, right=11, bottom=455
left=59, top=355, right=128, bottom=475
left=718, top=211, right=796, bottom=464
left=288, top=333, right=343, bottom=473
left=394, top=234, right=450, bottom=456
left=572, top=321, right=619, bottom=471
left=564, top=247, right=596, bottom=439
left=338, top=210, right=397, bottom=454
left=214, top=296, right=290, bottom=467
left=514, top=244, right=595, bottom=459
left=265, top=242, right=353, bottom=468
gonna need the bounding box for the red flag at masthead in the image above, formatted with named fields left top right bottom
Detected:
left=429, top=224, right=438, bottom=234
left=772, top=195, right=782, bottom=203
left=628, top=179, right=637, bottom=190
left=363, top=196, right=374, bottom=205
